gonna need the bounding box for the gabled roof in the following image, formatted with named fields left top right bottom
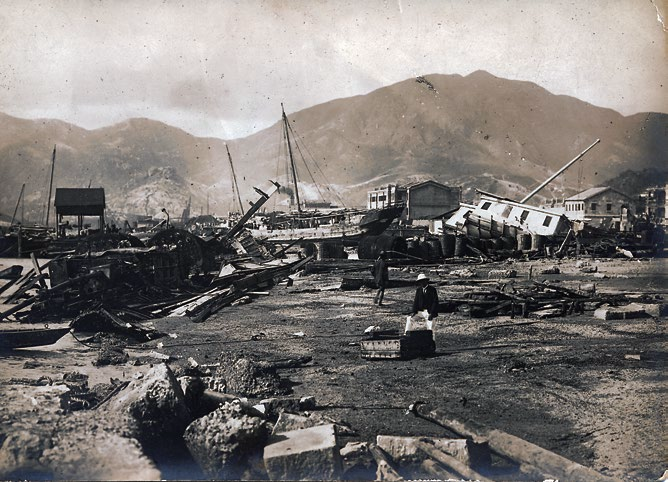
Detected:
left=565, top=186, right=630, bottom=202
left=404, top=179, right=457, bottom=190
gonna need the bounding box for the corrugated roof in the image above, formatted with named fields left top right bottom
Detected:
left=565, top=186, right=611, bottom=201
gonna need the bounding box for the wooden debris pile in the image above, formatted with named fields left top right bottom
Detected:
left=1, top=247, right=312, bottom=334
left=440, top=280, right=634, bottom=319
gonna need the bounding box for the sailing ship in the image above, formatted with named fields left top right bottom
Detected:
left=0, top=147, right=57, bottom=257
left=249, top=104, right=404, bottom=244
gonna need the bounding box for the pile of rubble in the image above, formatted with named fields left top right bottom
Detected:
left=0, top=352, right=615, bottom=481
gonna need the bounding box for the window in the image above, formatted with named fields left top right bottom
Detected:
left=606, top=203, right=612, bottom=212
left=502, top=205, right=513, bottom=217
left=590, top=202, right=597, bottom=212
left=520, top=210, right=529, bottom=222
left=481, top=201, right=492, bottom=210
left=543, top=216, right=552, bottom=227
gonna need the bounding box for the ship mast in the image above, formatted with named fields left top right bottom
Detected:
left=44, top=145, right=56, bottom=228
left=520, top=139, right=600, bottom=204
left=281, top=103, right=302, bottom=213
left=225, top=143, right=245, bottom=215
left=10, top=183, right=25, bottom=227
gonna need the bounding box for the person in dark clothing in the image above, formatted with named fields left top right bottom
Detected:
left=372, top=251, right=389, bottom=306
left=406, top=273, right=439, bottom=332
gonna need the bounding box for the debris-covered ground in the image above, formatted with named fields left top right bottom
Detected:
left=0, top=255, right=665, bottom=480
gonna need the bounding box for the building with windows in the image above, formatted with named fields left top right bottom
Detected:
left=563, top=186, right=633, bottom=230
left=638, top=185, right=667, bottom=226
left=367, top=180, right=461, bottom=222
left=446, top=192, right=570, bottom=238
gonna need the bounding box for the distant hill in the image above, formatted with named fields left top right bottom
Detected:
left=603, top=168, right=668, bottom=197
left=1, top=70, right=666, bottom=220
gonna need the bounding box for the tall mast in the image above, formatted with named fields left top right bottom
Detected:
left=281, top=103, right=301, bottom=212
left=520, top=139, right=600, bottom=204
left=225, top=143, right=245, bottom=215
left=10, top=183, right=25, bottom=227
left=44, top=145, right=56, bottom=228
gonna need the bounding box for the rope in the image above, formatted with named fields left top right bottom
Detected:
left=288, top=122, right=348, bottom=208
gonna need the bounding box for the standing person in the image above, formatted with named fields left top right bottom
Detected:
left=372, top=251, right=389, bottom=306
left=406, top=273, right=439, bottom=332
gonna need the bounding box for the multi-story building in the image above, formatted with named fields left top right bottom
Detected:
left=563, top=186, right=634, bottom=230
left=367, top=180, right=461, bottom=222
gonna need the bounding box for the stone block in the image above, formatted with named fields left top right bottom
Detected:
left=272, top=412, right=320, bottom=435
left=106, top=363, right=192, bottom=444
left=488, top=269, right=517, bottom=279
left=376, top=435, right=490, bottom=469
left=636, top=303, right=668, bottom=317
left=594, top=303, right=650, bottom=320
left=263, top=424, right=342, bottom=480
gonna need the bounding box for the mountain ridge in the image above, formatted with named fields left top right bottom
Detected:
left=1, top=71, right=666, bottom=221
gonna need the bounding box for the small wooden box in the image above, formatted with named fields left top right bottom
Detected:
left=360, top=330, right=435, bottom=360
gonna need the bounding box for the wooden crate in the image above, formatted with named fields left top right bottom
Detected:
left=361, top=330, right=435, bottom=360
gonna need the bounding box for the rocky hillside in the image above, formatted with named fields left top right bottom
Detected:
left=1, top=71, right=666, bottom=220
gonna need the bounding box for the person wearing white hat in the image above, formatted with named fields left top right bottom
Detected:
left=405, top=273, right=439, bottom=333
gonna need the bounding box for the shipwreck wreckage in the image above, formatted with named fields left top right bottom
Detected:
left=248, top=104, right=405, bottom=248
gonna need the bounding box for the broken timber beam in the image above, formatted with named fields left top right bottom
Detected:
left=409, top=402, right=614, bottom=482
left=368, top=443, right=403, bottom=481
left=30, top=253, right=48, bottom=289
left=420, top=458, right=460, bottom=480
left=415, top=439, right=493, bottom=482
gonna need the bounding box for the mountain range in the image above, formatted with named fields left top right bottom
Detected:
left=1, top=70, right=666, bottom=223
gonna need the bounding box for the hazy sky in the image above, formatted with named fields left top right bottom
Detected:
left=0, top=0, right=666, bottom=139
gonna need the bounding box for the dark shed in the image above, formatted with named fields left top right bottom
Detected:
left=54, top=188, right=106, bottom=237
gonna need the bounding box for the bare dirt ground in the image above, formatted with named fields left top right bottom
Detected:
left=0, top=255, right=666, bottom=480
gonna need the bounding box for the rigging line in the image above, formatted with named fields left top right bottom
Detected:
left=288, top=123, right=347, bottom=208
left=287, top=123, right=346, bottom=208
left=291, top=136, right=327, bottom=205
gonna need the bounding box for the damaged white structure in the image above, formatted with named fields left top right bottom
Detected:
left=445, top=191, right=572, bottom=241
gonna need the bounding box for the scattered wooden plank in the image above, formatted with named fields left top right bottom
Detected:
left=30, top=253, right=48, bottom=289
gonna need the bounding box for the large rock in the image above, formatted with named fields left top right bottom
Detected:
left=211, top=353, right=288, bottom=398
left=0, top=430, right=53, bottom=479
left=41, top=411, right=161, bottom=481
left=106, top=363, right=192, bottom=444
left=263, top=424, right=342, bottom=480
left=183, top=400, right=270, bottom=480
